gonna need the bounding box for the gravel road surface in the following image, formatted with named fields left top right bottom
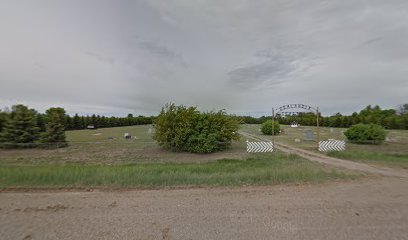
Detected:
left=1, top=177, right=407, bottom=240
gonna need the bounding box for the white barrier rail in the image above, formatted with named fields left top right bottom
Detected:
left=246, top=141, right=274, bottom=153
left=318, top=140, right=346, bottom=152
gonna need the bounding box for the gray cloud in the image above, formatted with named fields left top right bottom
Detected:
left=229, top=45, right=316, bottom=90
left=139, top=41, right=181, bottom=61
left=1, top=0, right=408, bottom=116
left=354, top=37, right=383, bottom=49
left=84, top=51, right=116, bottom=64
left=228, top=61, right=288, bottom=90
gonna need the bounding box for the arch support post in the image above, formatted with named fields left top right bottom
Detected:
left=316, top=107, right=320, bottom=150
left=272, top=108, right=275, bottom=147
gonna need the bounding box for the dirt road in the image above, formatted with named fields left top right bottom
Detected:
left=239, top=131, right=408, bottom=178
left=1, top=177, right=407, bottom=240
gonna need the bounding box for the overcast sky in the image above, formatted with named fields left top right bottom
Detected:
left=1, top=0, right=408, bottom=116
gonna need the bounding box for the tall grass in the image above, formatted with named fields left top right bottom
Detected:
left=0, top=153, right=356, bottom=188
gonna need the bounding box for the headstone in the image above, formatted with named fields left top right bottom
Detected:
left=124, top=133, right=131, bottom=139
left=294, top=138, right=301, bottom=143
left=148, top=128, right=152, bottom=135
left=330, top=128, right=334, bottom=133
left=291, top=122, right=299, bottom=128
left=303, top=129, right=314, bottom=141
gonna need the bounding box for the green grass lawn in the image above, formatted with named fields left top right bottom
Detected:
left=0, top=125, right=248, bottom=165
left=241, top=124, right=408, bottom=169
left=0, top=152, right=359, bottom=189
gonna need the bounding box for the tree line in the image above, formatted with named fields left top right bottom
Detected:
left=63, top=113, right=154, bottom=130
left=236, top=104, right=408, bottom=130
left=0, top=105, right=67, bottom=148
left=0, top=104, right=155, bottom=148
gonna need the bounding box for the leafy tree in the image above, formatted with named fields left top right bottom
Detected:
left=401, top=113, right=408, bottom=130
left=261, top=120, right=280, bottom=135
left=0, top=104, right=40, bottom=147
left=344, top=124, right=387, bottom=144
left=186, top=111, right=240, bottom=153
left=40, top=107, right=68, bottom=148
left=397, top=104, right=408, bottom=115
left=153, top=103, right=240, bottom=153
left=0, top=110, right=9, bottom=133
left=153, top=104, right=198, bottom=151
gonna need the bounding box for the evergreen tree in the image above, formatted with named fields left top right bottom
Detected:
left=100, top=116, right=107, bottom=128
left=72, top=114, right=81, bottom=129
left=91, top=114, right=97, bottom=127
left=65, top=115, right=72, bottom=130
left=81, top=116, right=86, bottom=129
left=84, top=116, right=91, bottom=127
left=40, top=108, right=68, bottom=148
left=0, top=104, right=40, bottom=147
left=96, top=115, right=101, bottom=128
left=36, top=114, right=46, bottom=132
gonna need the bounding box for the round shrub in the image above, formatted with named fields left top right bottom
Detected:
left=261, top=120, right=280, bottom=135
left=153, top=103, right=240, bottom=153
left=344, top=123, right=387, bottom=144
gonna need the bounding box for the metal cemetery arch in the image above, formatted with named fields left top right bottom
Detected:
left=272, top=104, right=320, bottom=149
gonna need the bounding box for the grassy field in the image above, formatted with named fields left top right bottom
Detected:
left=0, top=152, right=358, bottom=188
left=327, top=151, right=408, bottom=169
left=0, top=125, right=361, bottom=188
left=0, top=125, right=248, bottom=165
left=241, top=124, right=408, bottom=169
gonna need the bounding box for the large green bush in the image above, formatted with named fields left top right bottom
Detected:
left=344, top=123, right=387, bottom=144
left=261, top=120, right=280, bottom=135
left=153, top=103, right=240, bottom=153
